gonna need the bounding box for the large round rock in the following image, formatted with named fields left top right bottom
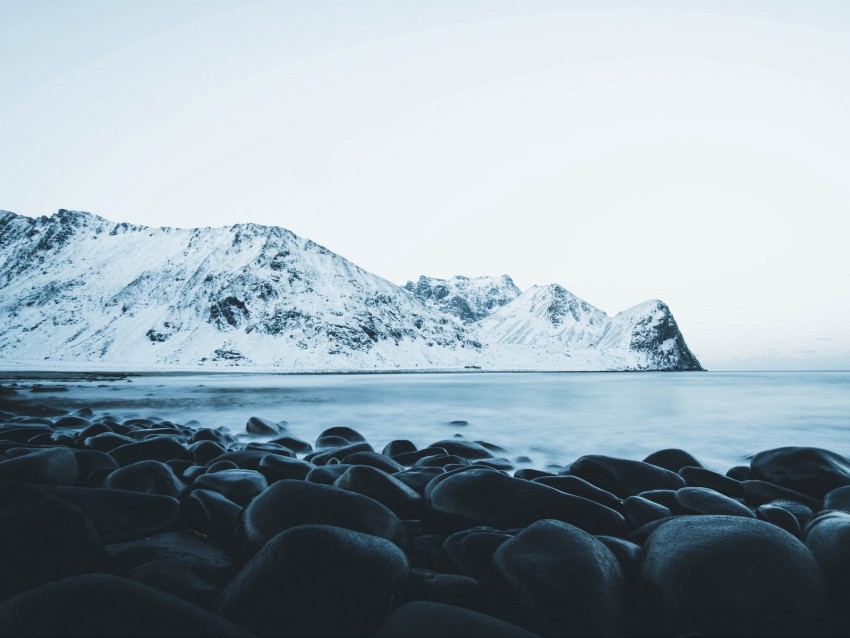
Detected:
left=217, top=524, right=410, bottom=636
left=751, top=446, right=850, bottom=497
left=239, top=479, right=407, bottom=555
left=641, top=515, right=827, bottom=636
left=429, top=468, right=624, bottom=535
left=490, top=519, right=624, bottom=636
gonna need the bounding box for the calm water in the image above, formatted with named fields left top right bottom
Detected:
left=5, top=371, right=850, bottom=472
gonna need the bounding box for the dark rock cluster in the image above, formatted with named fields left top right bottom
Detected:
left=0, top=408, right=847, bottom=636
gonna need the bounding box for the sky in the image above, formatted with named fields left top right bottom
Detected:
left=1, top=0, right=849, bottom=370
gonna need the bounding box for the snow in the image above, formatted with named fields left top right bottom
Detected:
left=0, top=210, right=702, bottom=372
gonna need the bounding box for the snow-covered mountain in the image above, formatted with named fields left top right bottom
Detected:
left=0, top=210, right=703, bottom=371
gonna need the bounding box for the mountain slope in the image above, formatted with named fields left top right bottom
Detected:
left=0, top=210, right=703, bottom=371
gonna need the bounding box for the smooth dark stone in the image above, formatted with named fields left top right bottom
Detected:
left=0, top=424, right=53, bottom=442
left=44, top=485, right=180, bottom=542
left=383, top=439, right=417, bottom=457
left=804, top=512, right=850, bottom=627
left=334, top=465, right=424, bottom=518
left=268, top=434, right=312, bottom=453
left=179, top=488, right=242, bottom=539
left=626, top=516, right=677, bottom=545
left=245, top=441, right=294, bottom=455
left=305, top=463, right=352, bottom=484
left=475, top=440, right=509, bottom=454
left=491, top=519, right=625, bottom=636
left=770, top=499, right=814, bottom=529
left=410, top=534, right=448, bottom=571
left=596, top=535, right=642, bottom=580
left=424, top=465, right=499, bottom=500
left=514, top=468, right=555, bottom=480
left=309, top=441, right=375, bottom=466
left=428, top=439, right=494, bottom=460
left=208, top=448, right=294, bottom=470
left=570, top=454, right=686, bottom=498
left=257, top=454, right=315, bottom=482
left=342, top=450, right=404, bottom=473
left=442, top=527, right=512, bottom=580
left=182, top=465, right=207, bottom=483
left=392, top=447, right=450, bottom=465
left=313, top=434, right=350, bottom=449
left=108, top=531, right=236, bottom=579
left=429, top=468, right=625, bottom=535
left=82, top=432, right=136, bottom=451
left=109, top=437, right=190, bottom=466
left=0, top=482, right=107, bottom=599
left=206, top=460, right=240, bottom=473
left=643, top=448, right=703, bottom=472
left=77, top=422, right=113, bottom=439
left=726, top=465, right=755, bottom=481
left=217, top=524, right=410, bottom=637
left=317, top=425, right=367, bottom=444
left=0, top=574, right=251, bottom=637
left=641, top=515, right=828, bottom=636
left=188, top=428, right=232, bottom=446
left=166, top=459, right=195, bottom=478
left=823, top=485, right=850, bottom=513
left=393, top=467, right=445, bottom=496
left=473, top=457, right=515, bottom=471
left=376, top=601, right=539, bottom=638
left=624, top=495, right=672, bottom=528
left=54, top=415, right=91, bottom=429
left=752, top=446, right=850, bottom=497
left=0, top=446, right=78, bottom=484
left=238, top=479, right=408, bottom=556
left=416, top=454, right=470, bottom=468
left=679, top=465, right=743, bottom=497
left=71, top=449, right=119, bottom=484
left=756, top=504, right=801, bottom=536
left=674, top=486, right=754, bottom=518
left=533, top=475, right=623, bottom=512
left=741, top=479, right=821, bottom=510
left=192, top=469, right=268, bottom=506
left=245, top=416, right=282, bottom=436
left=637, top=489, right=680, bottom=512
left=400, top=570, right=483, bottom=611
left=103, top=459, right=185, bottom=499
left=71, top=407, right=94, bottom=418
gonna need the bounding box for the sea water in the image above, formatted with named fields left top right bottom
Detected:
left=5, top=371, right=850, bottom=472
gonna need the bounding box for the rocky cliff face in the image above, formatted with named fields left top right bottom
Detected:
left=0, top=210, right=703, bottom=371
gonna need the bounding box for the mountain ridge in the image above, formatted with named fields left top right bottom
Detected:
left=0, top=210, right=703, bottom=371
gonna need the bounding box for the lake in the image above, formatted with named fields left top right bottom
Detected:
left=3, top=370, right=849, bottom=473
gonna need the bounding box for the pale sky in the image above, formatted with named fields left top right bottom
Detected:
left=2, top=1, right=849, bottom=370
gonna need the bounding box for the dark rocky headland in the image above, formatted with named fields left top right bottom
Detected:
left=0, top=398, right=848, bottom=636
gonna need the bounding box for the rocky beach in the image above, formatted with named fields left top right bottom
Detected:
left=1, top=386, right=848, bottom=637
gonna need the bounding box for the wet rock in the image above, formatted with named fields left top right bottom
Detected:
left=392, top=447, right=450, bottom=466
left=188, top=428, right=232, bottom=446
left=209, top=448, right=294, bottom=470
left=193, top=469, right=268, bottom=506
left=268, top=434, right=312, bottom=453
left=245, top=416, right=281, bottom=436
left=641, top=515, right=827, bottom=636
left=71, top=449, right=119, bottom=484
left=305, top=463, right=352, bottom=484
left=442, top=527, right=513, bottom=581
left=428, top=439, right=493, bottom=460
left=400, top=569, right=483, bottom=611
left=179, top=488, right=242, bottom=540
left=77, top=422, right=112, bottom=439
left=473, top=457, right=514, bottom=471
left=570, top=455, right=685, bottom=498
left=514, top=468, right=554, bottom=480
left=636, top=489, right=679, bottom=512
left=0, top=574, right=251, bottom=637
left=238, top=479, right=408, bottom=556
left=82, top=432, right=136, bottom=452
left=245, top=441, right=294, bottom=455
left=109, top=437, right=190, bottom=466
left=376, top=600, right=539, bottom=638
left=624, top=495, right=672, bottom=528
left=206, top=460, right=240, bottom=473
left=383, top=439, right=417, bottom=457
left=257, top=454, right=315, bottom=482
left=342, top=450, right=404, bottom=473
left=103, top=459, right=185, bottom=499
left=771, top=499, right=814, bottom=529
left=727, top=465, right=755, bottom=481
left=392, top=467, right=445, bottom=496
left=313, top=434, right=350, bottom=449
left=533, top=475, right=623, bottom=512
left=823, top=485, right=850, bottom=513
left=804, top=512, right=850, bottom=627
left=45, top=485, right=180, bottom=542
left=756, top=503, right=801, bottom=536
left=674, top=486, right=754, bottom=518
left=752, top=446, right=850, bottom=497
left=741, top=479, right=821, bottom=510
left=0, top=446, right=78, bottom=485
left=309, top=442, right=375, bottom=466
left=416, top=454, right=470, bottom=468
left=126, top=559, right=225, bottom=609
left=334, top=465, right=424, bottom=518
left=679, top=465, right=743, bottom=497
left=317, top=426, right=366, bottom=445
left=217, top=524, right=410, bottom=637
left=643, top=448, right=703, bottom=472
left=491, top=519, right=625, bottom=636
left=0, top=482, right=107, bottom=599
left=429, top=468, right=625, bottom=535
